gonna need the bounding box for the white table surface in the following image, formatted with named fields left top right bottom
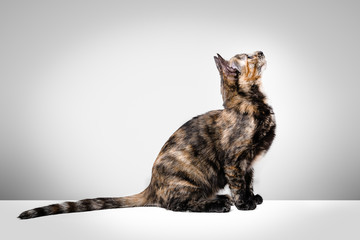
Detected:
left=1, top=200, right=359, bottom=240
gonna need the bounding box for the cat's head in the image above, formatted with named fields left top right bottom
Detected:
left=229, top=51, right=266, bottom=81
left=214, top=51, right=267, bottom=105
left=214, top=51, right=266, bottom=83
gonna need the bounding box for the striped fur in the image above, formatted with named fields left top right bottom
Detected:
left=19, top=51, right=275, bottom=219
left=18, top=192, right=149, bottom=219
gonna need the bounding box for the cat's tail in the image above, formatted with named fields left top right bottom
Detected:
left=18, top=189, right=151, bottom=220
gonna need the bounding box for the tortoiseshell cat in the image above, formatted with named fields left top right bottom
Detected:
left=19, top=51, right=275, bottom=219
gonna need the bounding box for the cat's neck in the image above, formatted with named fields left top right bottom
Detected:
left=223, top=84, right=269, bottom=116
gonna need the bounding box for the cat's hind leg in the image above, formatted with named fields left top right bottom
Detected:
left=164, top=188, right=232, bottom=213
left=203, top=194, right=233, bottom=213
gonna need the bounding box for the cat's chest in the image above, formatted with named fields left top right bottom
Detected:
left=252, top=112, right=276, bottom=151
left=218, top=111, right=256, bottom=148
left=256, top=112, right=275, bottom=133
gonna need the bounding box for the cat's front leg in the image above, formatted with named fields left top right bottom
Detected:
left=224, top=160, right=260, bottom=210
left=244, top=168, right=263, bottom=205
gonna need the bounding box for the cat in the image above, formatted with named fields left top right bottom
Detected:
left=19, top=51, right=276, bottom=219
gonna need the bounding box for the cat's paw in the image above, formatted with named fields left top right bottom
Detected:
left=234, top=193, right=262, bottom=211
left=235, top=199, right=257, bottom=211
left=209, top=194, right=232, bottom=213
left=254, top=194, right=263, bottom=205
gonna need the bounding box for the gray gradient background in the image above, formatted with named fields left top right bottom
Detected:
left=1, top=0, right=359, bottom=200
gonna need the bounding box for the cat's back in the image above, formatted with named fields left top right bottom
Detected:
left=155, top=109, right=256, bottom=161
left=156, top=109, right=224, bottom=158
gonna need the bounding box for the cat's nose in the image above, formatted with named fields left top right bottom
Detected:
left=257, top=51, right=264, bottom=57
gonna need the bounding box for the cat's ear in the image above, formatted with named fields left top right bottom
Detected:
left=214, top=54, right=239, bottom=78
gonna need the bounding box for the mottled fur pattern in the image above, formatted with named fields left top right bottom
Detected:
left=19, top=51, right=276, bottom=219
